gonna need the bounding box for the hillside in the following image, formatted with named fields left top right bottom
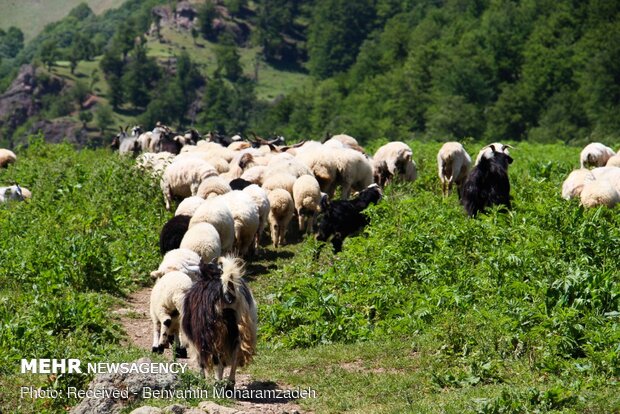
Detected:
left=0, top=0, right=127, bottom=41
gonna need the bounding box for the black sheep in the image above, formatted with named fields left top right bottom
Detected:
left=316, top=184, right=382, bottom=253
left=461, top=145, right=513, bottom=217
left=159, top=215, right=191, bottom=255
left=229, top=178, right=253, bottom=191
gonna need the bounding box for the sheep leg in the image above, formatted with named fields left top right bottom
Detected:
left=215, top=358, right=224, bottom=381
left=227, top=347, right=239, bottom=386
left=341, top=182, right=352, bottom=200
left=151, top=320, right=163, bottom=353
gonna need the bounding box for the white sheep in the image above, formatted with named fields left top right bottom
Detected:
left=0, top=185, right=25, bottom=203
left=373, top=141, right=417, bottom=188
left=292, top=174, right=322, bottom=233
left=0, top=149, right=17, bottom=168
left=175, top=196, right=205, bottom=217
left=149, top=270, right=193, bottom=354
left=606, top=154, right=620, bottom=168
left=160, top=158, right=218, bottom=210
left=580, top=178, right=620, bottom=208
left=179, top=222, right=222, bottom=263
left=326, top=134, right=365, bottom=152
left=262, top=173, right=297, bottom=196
left=334, top=148, right=374, bottom=199
left=475, top=142, right=513, bottom=165
left=189, top=198, right=235, bottom=253
left=220, top=190, right=260, bottom=256
left=436, top=142, right=471, bottom=197
left=242, top=184, right=270, bottom=250
left=580, top=143, right=615, bottom=169
left=591, top=166, right=620, bottom=194
left=296, top=148, right=339, bottom=196
left=240, top=166, right=267, bottom=185
left=265, top=153, right=313, bottom=178
left=561, top=169, right=595, bottom=200
left=150, top=248, right=201, bottom=280
left=267, top=188, right=295, bottom=248
left=182, top=141, right=236, bottom=163
left=196, top=176, right=232, bottom=199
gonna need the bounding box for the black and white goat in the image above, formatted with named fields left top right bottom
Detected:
left=316, top=184, right=382, bottom=253
left=461, top=144, right=513, bottom=217
left=181, top=256, right=257, bottom=385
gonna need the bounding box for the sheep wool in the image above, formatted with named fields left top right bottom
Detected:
left=0, top=149, right=17, bottom=168
left=267, top=188, right=295, bottom=248
left=262, top=173, right=297, bottom=196
left=580, top=179, right=620, bottom=208
left=161, top=158, right=218, bottom=210
left=150, top=248, right=201, bottom=280
left=220, top=190, right=260, bottom=256
left=189, top=198, right=235, bottom=253
left=579, top=143, right=615, bottom=169
left=437, top=142, right=471, bottom=197
left=334, top=148, right=374, bottom=200
left=196, top=176, right=232, bottom=199
left=373, top=141, right=417, bottom=188
left=180, top=222, right=222, bottom=263
left=149, top=270, right=193, bottom=353
left=561, top=169, right=595, bottom=200
left=175, top=196, right=205, bottom=217
left=243, top=184, right=271, bottom=249
left=292, top=174, right=322, bottom=233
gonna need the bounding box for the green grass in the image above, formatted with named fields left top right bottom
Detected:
left=1, top=139, right=619, bottom=413
left=0, top=0, right=127, bottom=42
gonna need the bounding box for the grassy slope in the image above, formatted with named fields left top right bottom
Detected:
left=1, top=140, right=619, bottom=413
left=0, top=0, right=127, bottom=41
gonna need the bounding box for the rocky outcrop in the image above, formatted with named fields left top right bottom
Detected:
left=25, top=119, right=92, bottom=147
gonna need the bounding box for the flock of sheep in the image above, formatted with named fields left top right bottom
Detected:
left=561, top=143, right=620, bottom=208
left=3, top=129, right=617, bottom=383
left=131, top=126, right=416, bottom=382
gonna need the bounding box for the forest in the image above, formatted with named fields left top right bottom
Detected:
left=0, top=0, right=619, bottom=147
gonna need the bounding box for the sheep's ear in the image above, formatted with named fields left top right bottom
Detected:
left=320, top=194, right=330, bottom=211
left=506, top=155, right=514, bottom=164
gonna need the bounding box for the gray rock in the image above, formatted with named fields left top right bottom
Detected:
left=164, top=403, right=187, bottom=414
left=70, top=358, right=178, bottom=414
left=130, top=407, right=163, bottom=414
left=198, top=401, right=239, bottom=414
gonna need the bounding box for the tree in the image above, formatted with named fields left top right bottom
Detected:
left=215, top=37, right=243, bottom=81
left=95, top=104, right=113, bottom=133
left=308, top=0, right=377, bottom=79
left=122, top=43, right=160, bottom=108
left=198, top=2, right=218, bottom=40
left=79, top=110, right=93, bottom=128
left=39, top=40, right=59, bottom=71
left=0, top=26, right=24, bottom=58
left=72, top=80, right=91, bottom=109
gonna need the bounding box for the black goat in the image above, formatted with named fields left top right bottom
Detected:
left=159, top=215, right=191, bottom=255
left=461, top=145, right=513, bottom=217
left=316, top=184, right=382, bottom=253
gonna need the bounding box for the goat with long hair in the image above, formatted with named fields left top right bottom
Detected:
left=182, top=256, right=257, bottom=384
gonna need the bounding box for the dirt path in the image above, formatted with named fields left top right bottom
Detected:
left=114, top=287, right=308, bottom=414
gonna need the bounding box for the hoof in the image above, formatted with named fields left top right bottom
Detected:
left=152, top=346, right=164, bottom=354
left=175, top=347, right=188, bottom=359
